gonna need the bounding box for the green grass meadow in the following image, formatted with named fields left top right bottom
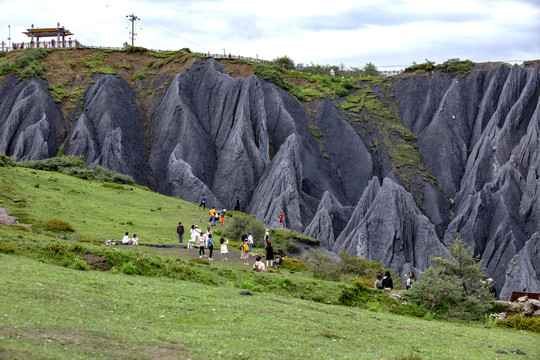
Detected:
left=0, top=165, right=539, bottom=359
left=2, top=254, right=539, bottom=360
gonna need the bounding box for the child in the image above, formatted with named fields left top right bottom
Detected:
left=253, top=256, right=266, bottom=272
left=220, top=237, right=229, bottom=261
left=374, top=275, right=384, bottom=290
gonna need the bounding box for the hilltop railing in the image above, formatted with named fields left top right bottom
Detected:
left=2, top=43, right=404, bottom=76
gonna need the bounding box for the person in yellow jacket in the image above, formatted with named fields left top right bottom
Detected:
left=209, top=207, right=216, bottom=226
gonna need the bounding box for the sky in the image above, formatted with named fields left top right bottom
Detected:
left=0, top=0, right=539, bottom=70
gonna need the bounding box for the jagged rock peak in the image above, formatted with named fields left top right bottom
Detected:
left=334, top=177, right=448, bottom=275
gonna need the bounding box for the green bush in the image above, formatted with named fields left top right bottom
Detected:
left=403, top=235, right=491, bottom=320
left=23, top=156, right=85, bottom=171
left=189, top=257, right=210, bottom=265
left=436, top=58, right=474, bottom=76
left=122, top=261, right=137, bottom=275
left=43, top=219, right=75, bottom=232
left=0, top=61, right=10, bottom=74
left=281, top=258, right=308, bottom=272
left=254, top=63, right=294, bottom=92
left=225, top=212, right=265, bottom=245
left=125, top=46, right=148, bottom=53
left=496, top=315, right=540, bottom=333
left=334, top=88, right=348, bottom=97
left=70, top=257, right=90, bottom=271
left=273, top=56, right=294, bottom=68
left=0, top=153, right=17, bottom=167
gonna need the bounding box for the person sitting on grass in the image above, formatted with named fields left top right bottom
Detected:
left=122, top=232, right=130, bottom=245
left=131, top=234, right=139, bottom=245
left=253, top=256, right=266, bottom=272
left=382, top=271, right=393, bottom=291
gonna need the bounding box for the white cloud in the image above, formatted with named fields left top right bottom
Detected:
left=0, top=0, right=538, bottom=69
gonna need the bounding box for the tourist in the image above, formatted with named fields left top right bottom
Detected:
left=190, top=225, right=200, bottom=249
left=253, top=256, right=266, bottom=272
left=122, top=232, right=130, bottom=245
left=247, top=231, right=254, bottom=252
left=207, top=232, right=214, bottom=260
left=199, top=194, right=206, bottom=209
left=405, top=272, right=416, bottom=290
left=266, top=241, right=274, bottom=268
left=487, top=278, right=497, bottom=299
left=241, top=239, right=250, bottom=265
left=382, top=271, right=393, bottom=290
left=177, top=221, right=184, bottom=245
left=220, top=237, right=229, bottom=261
left=209, top=207, right=216, bottom=226
left=265, top=229, right=270, bottom=248
left=131, top=234, right=139, bottom=245
left=374, top=275, right=384, bottom=290
left=219, top=209, right=226, bottom=226
left=198, top=230, right=206, bottom=258
left=234, top=196, right=240, bottom=211
left=279, top=212, right=284, bottom=229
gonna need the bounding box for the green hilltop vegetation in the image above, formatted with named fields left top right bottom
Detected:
left=1, top=154, right=540, bottom=359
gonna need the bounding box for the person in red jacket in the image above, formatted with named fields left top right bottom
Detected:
left=279, top=212, right=284, bottom=229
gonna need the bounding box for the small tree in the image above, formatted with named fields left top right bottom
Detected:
left=273, top=56, right=295, bottom=69
left=362, top=62, right=379, bottom=76
left=403, top=234, right=492, bottom=320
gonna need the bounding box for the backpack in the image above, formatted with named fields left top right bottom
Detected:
left=243, top=242, right=249, bottom=252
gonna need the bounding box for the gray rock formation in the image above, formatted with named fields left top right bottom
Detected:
left=0, top=75, right=62, bottom=160
left=1, top=57, right=540, bottom=293
left=500, top=233, right=540, bottom=300
left=333, top=177, right=448, bottom=276
left=66, top=75, right=148, bottom=184
left=303, top=191, right=354, bottom=250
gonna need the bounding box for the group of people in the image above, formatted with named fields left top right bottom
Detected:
left=208, top=207, right=226, bottom=226
left=121, top=232, right=139, bottom=245
left=374, top=271, right=416, bottom=291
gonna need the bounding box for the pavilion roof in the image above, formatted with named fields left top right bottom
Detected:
left=23, top=27, right=74, bottom=38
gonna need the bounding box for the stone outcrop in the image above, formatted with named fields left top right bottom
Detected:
left=66, top=75, right=148, bottom=184
left=1, top=57, right=540, bottom=296
left=333, top=177, right=449, bottom=276
left=0, top=75, right=63, bottom=160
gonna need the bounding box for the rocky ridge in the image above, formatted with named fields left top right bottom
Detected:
left=1, top=55, right=539, bottom=299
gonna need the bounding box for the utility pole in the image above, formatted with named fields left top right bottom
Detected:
left=8, top=25, right=11, bottom=50
left=126, top=13, right=140, bottom=46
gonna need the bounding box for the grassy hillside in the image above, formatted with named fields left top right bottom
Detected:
left=0, top=161, right=539, bottom=359
left=2, top=254, right=539, bottom=360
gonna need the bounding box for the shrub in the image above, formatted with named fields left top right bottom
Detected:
left=403, top=234, right=491, bottom=320
left=125, top=46, right=148, bottom=53
left=122, top=261, right=137, bottom=275
left=70, top=257, right=90, bottom=271
left=0, top=61, right=10, bottom=74
left=254, top=63, right=295, bottom=92
left=23, top=156, right=85, bottom=171
left=436, top=58, right=474, bottom=76
left=43, top=219, right=75, bottom=232
left=189, top=257, right=210, bottom=265
left=103, top=182, right=126, bottom=190
left=281, top=258, right=308, bottom=272
left=496, top=315, right=540, bottom=333
left=334, top=88, right=348, bottom=97
left=225, top=212, right=265, bottom=245
left=0, top=153, right=17, bottom=167
left=273, top=56, right=294, bottom=68
left=302, top=249, right=342, bottom=281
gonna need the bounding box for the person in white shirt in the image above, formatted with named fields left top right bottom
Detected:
left=121, top=232, right=130, bottom=245
left=247, top=232, right=254, bottom=252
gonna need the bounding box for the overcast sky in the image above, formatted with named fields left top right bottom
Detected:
left=1, top=0, right=538, bottom=70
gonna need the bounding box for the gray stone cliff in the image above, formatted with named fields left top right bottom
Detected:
left=1, top=59, right=539, bottom=298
